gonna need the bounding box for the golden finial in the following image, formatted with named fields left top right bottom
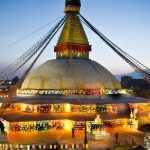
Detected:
left=64, top=0, right=81, bottom=13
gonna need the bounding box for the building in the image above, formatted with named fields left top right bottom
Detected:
left=0, top=0, right=149, bottom=146
left=121, top=76, right=150, bottom=89
left=0, top=77, right=19, bottom=98
left=121, top=76, right=150, bottom=98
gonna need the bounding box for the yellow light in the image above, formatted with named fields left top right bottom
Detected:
left=119, top=89, right=127, bottom=94
left=65, top=103, right=71, bottom=112
left=21, top=104, right=33, bottom=112
left=16, top=89, right=20, bottom=94
left=64, top=120, right=73, bottom=130
left=21, top=104, right=27, bottom=111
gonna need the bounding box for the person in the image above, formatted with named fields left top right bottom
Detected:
left=115, top=132, right=119, bottom=144
left=72, top=127, right=75, bottom=138
left=90, top=125, right=93, bottom=134
left=94, top=114, right=102, bottom=124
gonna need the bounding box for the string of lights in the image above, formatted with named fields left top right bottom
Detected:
left=17, top=89, right=121, bottom=95
left=0, top=103, right=119, bottom=114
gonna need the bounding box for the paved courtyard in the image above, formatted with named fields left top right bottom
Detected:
left=6, top=126, right=146, bottom=150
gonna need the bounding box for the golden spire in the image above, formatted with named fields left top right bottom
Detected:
left=54, top=0, right=91, bottom=59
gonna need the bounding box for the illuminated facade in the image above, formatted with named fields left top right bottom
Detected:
left=0, top=0, right=149, bottom=145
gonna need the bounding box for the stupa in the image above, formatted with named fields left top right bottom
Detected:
left=0, top=0, right=149, bottom=145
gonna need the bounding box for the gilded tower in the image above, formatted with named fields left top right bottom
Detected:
left=54, top=0, right=91, bottom=59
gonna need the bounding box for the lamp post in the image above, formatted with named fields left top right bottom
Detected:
left=78, top=94, right=88, bottom=149
left=84, top=120, right=88, bottom=149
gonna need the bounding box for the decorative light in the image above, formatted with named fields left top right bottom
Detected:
left=21, top=104, right=34, bottom=112
left=2, top=102, right=120, bottom=115
left=17, top=89, right=122, bottom=96
left=144, top=133, right=150, bottom=149
left=128, top=107, right=139, bottom=130
left=37, top=104, right=51, bottom=113
left=0, top=103, right=2, bottom=107
left=64, top=120, right=73, bottom=130
left=65, top=103, right=71, bottom=112
left=9, top=120, right=76, bottom=132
